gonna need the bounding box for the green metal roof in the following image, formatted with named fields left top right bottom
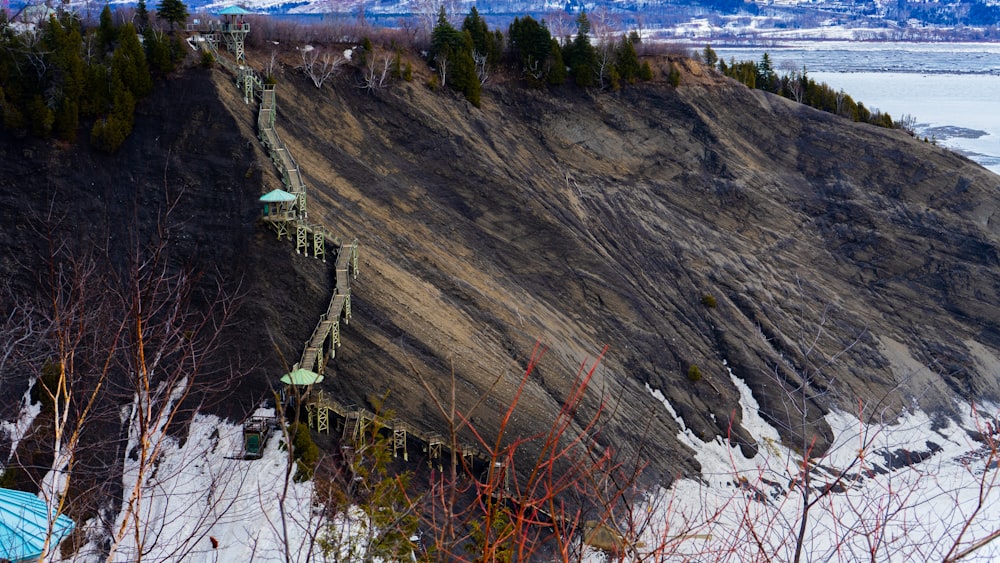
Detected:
left=260, top=189, right=297, bottom=203
left=280, top=368, right=324, bottom=386
left=218, top=5, right=254, bottom=15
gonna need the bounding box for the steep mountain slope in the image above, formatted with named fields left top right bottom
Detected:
left=3, top=52, right=999, bottom=491
left=232, top=54, right=1000, bottom=484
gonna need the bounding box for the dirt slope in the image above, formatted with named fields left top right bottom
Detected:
left=4, top=53, right=1000, bottom=487
left=214, top=53, right=1000, bottom=485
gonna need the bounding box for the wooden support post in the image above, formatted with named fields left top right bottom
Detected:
left=296, top=225, right=307, bottom=255
left=297, top=192, right=307, bottom=220
left=343, top=292, right=351, bottom=324
left=351, top=240, right=360, bottom=278
left=313, top=230, right=325, bottom=262
left=332, top=320, right=340, bottom=349
left=273, top=221, right=288, bottom=240
left=354, top=412, right=370, bottom=445
left=427, top=435, right=444, bottom=470
left=462, top=445, right=476, bottom=466
left=393, top=422, right=408, bottom=461
left=317, top=406, right=329, bottom=434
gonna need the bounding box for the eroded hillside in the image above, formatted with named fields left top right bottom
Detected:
left=3, top=51, right=999, bottom=489
left=215, top=52, right=1000, bottom=485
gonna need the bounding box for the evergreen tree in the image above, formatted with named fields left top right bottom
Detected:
left=156, top=0, right=188, bottom=32
left=113, top=24, right=152, bottom=98
left=547, top=38, right=566, bottom=85
left=83, top=63, right=110, bottom=116
left=667, top=63, right=680, bottom=87
left=639, top=60, right=653, bottom=81
left=462, top=7, right=501, bottom=66
left=703, top=44, right=718, bottom=67
left=91, top=77, right=134, bottom=153
left=98, top=5, right=117, bottom=54
left=46, top=16, right=85, bottom=141
left=757, top=52, right=776, bottom=92
left=430, top=9, right=479, bottom=106
left=615, top=34, right=640, bottom=85
left=144, top=27, right=174, bottom=73
left=430, top=7, right=462, bottom=61
left=136, top=0, right=150, bottom=31
left=562, top=11, right=597, bottom=87
left=508, top=16, right=554, bottom=86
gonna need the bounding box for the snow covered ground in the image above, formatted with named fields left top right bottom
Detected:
left=46, top=370, right=1000, bottom=562
left=639, top=364, right=1000, bottom=562
left=67, top=410, right=326, bottom=563
left=713, top=43, right=1000, bottom=176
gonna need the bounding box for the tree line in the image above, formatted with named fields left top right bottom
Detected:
left=0, top=1, right=186, bottom=151
left=429, top=7, right=654, bottom=106
left=703, top=45, right=901, bottom=130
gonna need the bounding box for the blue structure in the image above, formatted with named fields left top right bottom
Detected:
left=0, top=488, right=75, bottom=562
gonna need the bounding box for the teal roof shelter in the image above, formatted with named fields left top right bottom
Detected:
left=0, top=488, right=75, bottom=562
left=217, top=5, right=253, bottom=14
left=280, top=368, right=324, bottom=386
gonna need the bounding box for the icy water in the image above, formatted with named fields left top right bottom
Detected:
left=714, top=42, right=1000, bottom=175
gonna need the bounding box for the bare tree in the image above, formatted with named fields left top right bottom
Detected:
left=546, top=10, right=575, bottom=45
left=264, top=49, right=280, bottom=81
left=434, top=52, right=448, bottom=88
left=359, top=47, right=392, bottom=92
left=590, top=8, right=622, bottom=89
left=104, top=242, right=240, bottom=562
left=299, top=47, right=345, bottom=88
left=472, top=50, right=489, bottom=86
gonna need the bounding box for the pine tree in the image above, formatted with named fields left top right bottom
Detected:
left=757, top=52, right=776, bottom=92
left=144, top=27, right=174, bottom=74
left=136, top=0, right=150, bottom=31
left=47, top=17, right=85, bottom=141
left=615, top=35, right=640, bottom=85
left=639, top=60, right=653, bottom=81
left=430, top=8, right=480, bottom=106
left=547, top=39, right=566, bottom=86
left=113, top=24, right=152, bottom=98
left=703, top=44, right=718, bottom=67
left=98, top=5, right=117, bottom=54
left=563, top=11, right=597, bottom=87
left=430, top=7, right=462, bottom=61
left=508, top=16, right=553, bottom=86
left=156, top=0, right=188, bottom=33
left=462, top=7, right=501, bottom=66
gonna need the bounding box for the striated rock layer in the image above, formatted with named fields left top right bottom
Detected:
left=3, top=55, right=999, bottom=487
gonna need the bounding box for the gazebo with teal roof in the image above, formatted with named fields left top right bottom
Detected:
left=260, top=188, right=298, bottom=239
left=216, top=5, right=252, bottom=64
left=0, top=488, right=75, bottom=562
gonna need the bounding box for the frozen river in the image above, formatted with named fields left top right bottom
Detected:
left=714, top=42, right=1000, bottom=175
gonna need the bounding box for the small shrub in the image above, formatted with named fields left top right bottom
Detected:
left=668, top=64, right=681, bottom=87
left=200, top=50, right=214, bottom=68
left=391, top=52, right=402, bottom=78
left=403, top=61, right=413, bottom=82
left=290, top=422, right=320, bottom=482
left=639, top=60, right=653, bottom=81
left=427, top=74, right=439, bottom=91
left=688, top=365, right=702, bottom=381
left=701, top=294, right=717, bottom=308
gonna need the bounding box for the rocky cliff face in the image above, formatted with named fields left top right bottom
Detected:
left=3, top=54, right=999, bottom=488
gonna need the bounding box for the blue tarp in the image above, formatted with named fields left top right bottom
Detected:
left=0, top=488, right=76, bottom=562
